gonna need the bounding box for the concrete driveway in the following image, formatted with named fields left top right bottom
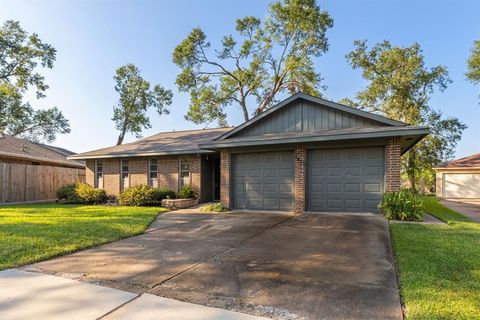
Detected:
left=441, top=199, right=480, bottom=222
left=24, top=211, right=402, bottom=320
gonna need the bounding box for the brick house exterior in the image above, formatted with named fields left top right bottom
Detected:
left=70, top=93, right=428, bottom=213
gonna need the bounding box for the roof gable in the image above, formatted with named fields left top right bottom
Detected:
left=218, top=93, right=406, bottom=140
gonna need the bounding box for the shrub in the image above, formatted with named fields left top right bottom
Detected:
left=119, top=185, right=176, bottom=206
left=199, top=203, right=228, bottom=213
left=378, top=189, right=424, bottom=221
left=56, top=183, right=107, bottom=204
left=178, top=184, right=196, bottom=199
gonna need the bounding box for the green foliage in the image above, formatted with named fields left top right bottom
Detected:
left=343, top=40, right=466, bottom=191
left=199, top=203, right=229, bottom=213
left=0, top=20, right=70, bottom=143
left=378, top=189, right=424, bottom=221
left=421, top=196, right=471, bottom=223
left=178, top=184, right=196, bottom=199
left=119, top=185, right=175, bottom=206
left=466, top=39, right=480, bottom=85
left=172, top=0, right=333, bottom=125
left=57, top=183, right=107, bottom=205
left=112, top=64, right=173, bottom=145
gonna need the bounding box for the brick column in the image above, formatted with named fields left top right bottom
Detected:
left=220, top=148, right=231, bottom=208
left=386, top=137, right=401, bottom=192
left=85, top=160, right=95, bottom=187
left=294, top=144, right=306, bottom=214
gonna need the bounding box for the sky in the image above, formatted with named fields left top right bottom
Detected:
left=0, top=0, right=479, bottom=158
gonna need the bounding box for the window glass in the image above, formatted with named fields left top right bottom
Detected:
left=180, top=159, right=190, bottom=187
left=149, top=159, right=158, bottom=186
left=96, top=160, right=103, bottom=188
left=121, top=160, right=129, bottom=190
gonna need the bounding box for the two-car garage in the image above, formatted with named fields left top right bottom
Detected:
left=232, top=147, right=385, bottom=213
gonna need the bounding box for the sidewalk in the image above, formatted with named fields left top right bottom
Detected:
left=0, top=269, right=267, bottom=320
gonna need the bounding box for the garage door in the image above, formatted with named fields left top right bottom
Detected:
left=233, top=151, right=294, bottom=211
left=307, top=147, right=385, bottom=212
left=443, top=173, right=480, bottom=198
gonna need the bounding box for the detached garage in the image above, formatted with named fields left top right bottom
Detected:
left=434, top=153, right=480, bottom=199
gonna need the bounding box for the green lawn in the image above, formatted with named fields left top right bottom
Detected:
left=390, top=196, right=480, bottom=319
left=0, top=203, right=167, bottom=270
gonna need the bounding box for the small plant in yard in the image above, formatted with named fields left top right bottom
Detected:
left=199, top=203, right=228, bottom=213
left=178, top=184, right=196, bottom=199
left=57, top=183, right=107, bottom=205
left=378, top=189, right=424, bottom=221
left=119, top=185, right=176, bottom=206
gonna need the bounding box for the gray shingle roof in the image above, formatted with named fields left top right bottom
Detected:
left=69, top=127, right=233, bottom=160
left=0, top=134, right=84, bottom=168
left=434, top=152, right=480, bottom=169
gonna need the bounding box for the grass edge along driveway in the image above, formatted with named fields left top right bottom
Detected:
left=0, top=203, right=167, bottom=270
left=390, top=196, right=480, bottom=320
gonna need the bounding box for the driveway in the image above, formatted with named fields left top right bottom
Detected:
left=24, top=211, right=402, bottom=320
left=441, top=199, right=480, bottom=222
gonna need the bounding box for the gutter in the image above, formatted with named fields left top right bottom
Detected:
left=68, top=148, right=215, bottom=160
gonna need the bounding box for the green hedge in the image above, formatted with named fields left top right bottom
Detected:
left=378, top=189, right=424, bottom=221
left=57, top=183, right=107, bottom=205
left=119, top=185, right=176, bottom=206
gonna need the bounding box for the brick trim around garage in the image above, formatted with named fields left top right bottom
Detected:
left=220, top=148, right=231, bottom=208
left=294, top=144, right=306, bottom=214
left=386, top=137, right=401, bottom=192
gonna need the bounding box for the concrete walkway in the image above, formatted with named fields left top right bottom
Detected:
left=0, top=269, right=267, bottom=320
left=441, top=199, right=480, bottom=222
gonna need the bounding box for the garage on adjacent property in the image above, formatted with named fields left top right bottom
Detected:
left=434, top=152, right=480, bottom=199
left=307, top=147, right=385, bottom=212
left=233, top=151, right=294, bottom=211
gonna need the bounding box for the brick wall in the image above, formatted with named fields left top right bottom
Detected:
left=386, top=137, right=401, bottom=192
left=86, top=160, right=95, bottom=187
left=181, top=155, right=201, bottom=197
left=130, top=157, right=148, bottom=187
left=103, top=159, right=121, bottom=196
left=220, top=148, right=231, bottom=208
left=294, top=144, right=306, bottom=214
left=158, top=155, right=180, bottom=192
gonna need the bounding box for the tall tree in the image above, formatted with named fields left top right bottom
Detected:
left=173, top=0, right=333, bottom=126
left=0, top=20, right=70, bottom=142
left=466, top=39, right=480, bottom=100
left=112, top=64, right=173, bottom=145
left=344, top=40, right=467, bottom=191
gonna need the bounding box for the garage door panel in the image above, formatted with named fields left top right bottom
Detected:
left=308, top=147, right=385, bottom=212
left=443, top=173, right=480, bottom=198
left=234, top=151, right=294, bottom=211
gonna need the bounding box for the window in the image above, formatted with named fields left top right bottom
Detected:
left=179, top=159, right=190, bottom=187
left=95, top=160, right=103, bottom=188
left=121, top=160, right=129, bottom=190
left=149, top=158, right=158, bottom=187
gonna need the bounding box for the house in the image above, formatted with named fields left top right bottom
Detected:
left=69, top=93, right=429, bottom=213
left=433, top=152, right=480, bottom=199
left=0, top=133, right=84, bottom=169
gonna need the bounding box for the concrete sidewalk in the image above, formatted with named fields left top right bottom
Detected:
left=0, top=269, right=267, bottom=320
left=441, top=199, right=480, bottom=222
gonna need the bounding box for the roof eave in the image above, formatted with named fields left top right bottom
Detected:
left=433, top=166, right=480, bottom=171
left=0, top=151, right=85, bottom=168
left=200, top=128, right=429, bottom=149
left=68, top=149, right=215, bottom=160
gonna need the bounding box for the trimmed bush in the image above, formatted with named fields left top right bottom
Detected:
left=119, top=185, right=176, bottom=206
left=178, top=184, right=196, bottom=199
left=199, top=203, right=228, bottom=213
left=378, top=189, right=424, bottom=221
left=57, top=183, right=107, bottom=205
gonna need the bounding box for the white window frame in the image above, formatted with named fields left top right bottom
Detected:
left=149, top=158, right=158, bottom=187
left=179, top=158, right=190, bottom=188
left=121, top=160, right=129, bottom=190
left=95, top=160, right=103, bottom=189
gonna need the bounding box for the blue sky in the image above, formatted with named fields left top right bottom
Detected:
left=0, top=0, right=478, bottom=157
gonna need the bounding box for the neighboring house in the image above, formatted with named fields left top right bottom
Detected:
left=0, top=134, right=85, bottom=203
left=69, top=93, right=429, bottom=213
left=0, top=133, right=84, bottom=169
left=434, top=152, right=480, bottom=199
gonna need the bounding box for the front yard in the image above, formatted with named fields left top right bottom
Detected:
left=0, top=203, right=167, bottom=270
left=390, top=197, right=480, bottom=319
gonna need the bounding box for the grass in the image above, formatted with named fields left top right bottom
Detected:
left=390, top=196, right=480, bottom=319
left=0, top=203, right=167, bottom=270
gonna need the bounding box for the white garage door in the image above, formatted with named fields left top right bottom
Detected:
left=443, top=173, right=480, bottom=198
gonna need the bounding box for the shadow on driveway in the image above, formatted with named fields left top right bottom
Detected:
left=24, top=211, right=402, bottom=320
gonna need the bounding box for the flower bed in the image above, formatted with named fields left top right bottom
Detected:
left=161, top=198, right=198, bottom=209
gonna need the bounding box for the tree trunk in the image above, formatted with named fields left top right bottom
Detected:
left=239, top=96, right=249, bottom=122
left=407, top=150, right=417, bottom=192
left=116, top=126, right=126, bottom=145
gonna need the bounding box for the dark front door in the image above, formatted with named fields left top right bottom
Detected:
left=213, top=157, right=220, bottom=201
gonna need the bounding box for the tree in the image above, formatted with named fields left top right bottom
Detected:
left=112, top=64, right=173, bottom=145
left=173, top=0, right=333, bottom=125
left=344, top=40, right=467, bottom=191
left=0, top=20, right=70, bottom=142
left=466, top=39, right=480, bottom=100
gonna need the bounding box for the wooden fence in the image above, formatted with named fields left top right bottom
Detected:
left=0, top=163, right=85, bottom=204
